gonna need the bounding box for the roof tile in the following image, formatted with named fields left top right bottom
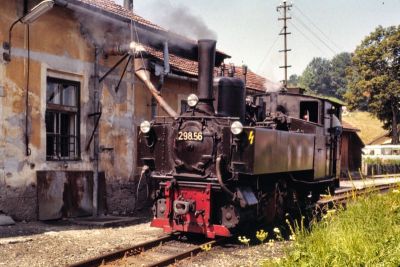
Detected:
left=75, top=0, right=164, bottom=30
left=76, top=1, right=267, bottom=91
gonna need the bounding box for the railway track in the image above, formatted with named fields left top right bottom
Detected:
left=69, top=183, right=397, bottom=267
left=318, top=183, right=395, bottom=206
left=69, top=233, right=229, bottom=267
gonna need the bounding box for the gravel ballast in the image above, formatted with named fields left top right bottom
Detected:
left=0, top=220, right=289, bottom=267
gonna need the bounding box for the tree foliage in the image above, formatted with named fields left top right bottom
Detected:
left=299, top=53, right=351, bottom=99
left=345, top=25, right=400, bottom=144
left=288, top=74, right=300, bottom=87
left=331, top=52, right=352, bottom=98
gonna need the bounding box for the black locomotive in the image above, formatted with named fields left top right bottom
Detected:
left=137, top=40, right=342, bottom=238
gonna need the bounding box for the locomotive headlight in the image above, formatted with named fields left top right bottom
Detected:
left=230, top=121, right=243, bottom=135
left=187, top=94, right=199, bottom=107
left=140, top=120, right=151, bottom=134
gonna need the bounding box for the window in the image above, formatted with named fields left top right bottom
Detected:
left=46, top=78, right=80, bottom=160
left=300, top=101, right=319, bottom=123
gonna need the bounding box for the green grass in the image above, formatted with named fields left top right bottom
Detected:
left=342, top=111, right=386, bottom=144
left=263, top=187, right=400, bottom=267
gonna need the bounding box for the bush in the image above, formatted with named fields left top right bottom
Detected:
left=264, top=187, right=400, bottom=266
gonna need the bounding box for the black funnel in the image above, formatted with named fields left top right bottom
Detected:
left=197, top=40, right=216, bottom=114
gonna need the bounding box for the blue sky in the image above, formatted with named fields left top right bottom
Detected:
left=115, top=0, right=400, bottom=82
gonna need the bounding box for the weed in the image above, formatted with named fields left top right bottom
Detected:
left=238, top=236, right=250, bottom=247
left=200, top=243, right=212, bottom=252
left=263, top=185, right=400, bottom=266
left=256, top=230, right=268, bottom=244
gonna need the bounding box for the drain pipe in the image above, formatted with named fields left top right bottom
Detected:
left=92, top=47, right=101, bottom=217
left=156, top=41, right=170, bottom=90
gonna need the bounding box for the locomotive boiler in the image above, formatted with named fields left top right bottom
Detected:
left=137, top=40, right=342, bottom=238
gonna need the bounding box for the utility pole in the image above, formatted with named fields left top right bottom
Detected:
left=277, top=1, right=292, bottom=89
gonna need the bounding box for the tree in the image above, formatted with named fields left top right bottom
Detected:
left=299, top=53, right=352, bottom=99
left=330, top=52, right=352, bottom=98
left=288, top=74, right=300, bottom=87
left=299, top=57, right=332, bottom=96
left=345, top=25, right=400, bottom=144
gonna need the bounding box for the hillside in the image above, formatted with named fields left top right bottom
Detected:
left=342, top=111, right=386, bottom=145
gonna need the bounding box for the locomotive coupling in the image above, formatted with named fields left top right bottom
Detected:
left=173, top=200, right=195, bottom=215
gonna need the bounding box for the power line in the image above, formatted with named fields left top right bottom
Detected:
left=293, top=14, right=337, bottom=55
left=289, top=21, right=327, bottom=56
left=293, top=5, right=345, bottom=52
left=256, top=28, right=283, bottom=73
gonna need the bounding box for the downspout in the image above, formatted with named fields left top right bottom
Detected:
left=23, top=0, right=28, bottom=15
left=157, top=41, right=170, bottom=89
left=154, top=42, right=170, bottom=118
left=92, top=47, right=101, bottom=216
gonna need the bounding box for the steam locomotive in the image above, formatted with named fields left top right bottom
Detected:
left=137, top=40, right=342, bottom=238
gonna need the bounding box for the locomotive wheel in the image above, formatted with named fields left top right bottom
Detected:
left=263, top=179, right=288, bottom=225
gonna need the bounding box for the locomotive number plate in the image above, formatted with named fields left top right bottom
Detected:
left=177, top=131, right=203, bottom=141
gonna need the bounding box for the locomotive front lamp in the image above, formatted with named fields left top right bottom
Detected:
left=3, top=0, right=55, bottom=62
left=140, top=120, right=152, bottom=134
left=230, top=121, right=243, bottom=135
left=187, top=94, right=199, bottom=108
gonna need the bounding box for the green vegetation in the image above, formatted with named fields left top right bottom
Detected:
left=263, top=187, right=400, bottom=266
left=342, top=111, right=386, bottom=144
left=292, top=25, right=400, bottom=143
left=345, top=25, right=400, bottom=144
left=298, top=52, right=352, bottom=100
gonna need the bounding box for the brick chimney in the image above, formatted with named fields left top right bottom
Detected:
left=123, top=0, right=133, bottom=10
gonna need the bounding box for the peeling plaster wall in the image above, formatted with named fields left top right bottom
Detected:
left=0, top=1, right=96, bottom=220
left=0, top=1, right=198, bottom=220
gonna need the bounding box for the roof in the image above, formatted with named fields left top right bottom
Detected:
left=227, top=65, right=267, bottom=92
left=74, top=0, right=163, bottom=30
left=69, top=1, right=267, bottom=91
left=146, top=46, right=267, bottom=91
left=70, top=0, right=229, bottom=64
left=342, top=121, right=360, bottom=132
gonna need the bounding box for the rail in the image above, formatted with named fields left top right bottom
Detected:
left=318, top=183, right=395, bottom=206
left=68, top=233, right=230, bottom=267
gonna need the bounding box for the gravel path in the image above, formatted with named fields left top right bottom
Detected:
left=0, top=219, right=163, bottom=267
left=0, top=219, right=289, bottom=267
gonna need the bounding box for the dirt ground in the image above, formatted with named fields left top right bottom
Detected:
left=0, top=218, right=288, bottom=267
left=174, top=241, right=289, bottom=267
left=0, top=218, right=163, bottom=267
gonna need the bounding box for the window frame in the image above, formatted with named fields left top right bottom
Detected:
left=45, top=77, right=81, bottom=161
left=299, top=101, right=320, bottom=124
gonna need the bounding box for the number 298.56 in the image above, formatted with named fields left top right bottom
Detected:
left=177, top=131, right=203, bottom=141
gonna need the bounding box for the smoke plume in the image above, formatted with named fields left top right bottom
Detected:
left=145, top=1, right=217, bottom=40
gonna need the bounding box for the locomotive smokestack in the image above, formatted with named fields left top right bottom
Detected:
left=197, top=39, right=216, bottom=114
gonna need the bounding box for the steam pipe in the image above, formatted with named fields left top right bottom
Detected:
left=216, top=156, right=234, bottom=197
